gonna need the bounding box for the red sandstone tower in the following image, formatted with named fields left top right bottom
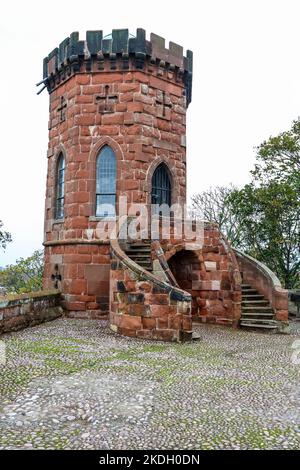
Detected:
left=42, top=29, right=193, bottom=314
left=41, top=28, right=288, bottom=341
left=41, top=28, right=244, bottom=340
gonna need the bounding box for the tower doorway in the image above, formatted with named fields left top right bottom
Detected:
left=168, top=249, right=202, bottom=317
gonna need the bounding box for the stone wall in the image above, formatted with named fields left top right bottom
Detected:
left=0, top=291, right=62, bottom=334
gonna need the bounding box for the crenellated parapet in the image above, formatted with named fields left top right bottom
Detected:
left=39, top=28, right=193, bottom=105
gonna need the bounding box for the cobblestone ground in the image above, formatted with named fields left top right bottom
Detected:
left=0, top=319, right=299, bottom=450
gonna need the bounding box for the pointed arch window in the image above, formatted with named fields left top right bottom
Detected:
left=96, top=145, right=117, bottom=217
left=151, top=163, right=172, bottom=208
left=55, top=153, right=65, bottom=219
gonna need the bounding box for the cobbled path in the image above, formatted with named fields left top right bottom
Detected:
left=0, top=319, right=299, bottom=449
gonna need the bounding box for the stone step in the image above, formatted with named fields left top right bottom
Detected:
left=242, top=294, right=265, bottom=300
left=242, top=300, right=269, bottom=305
left=240, top=317, right=277, bottom=324
left=131, top=264, right=152, bottom=269
left=127, top=243, right=151, bottom=248
left=241, top=288, right=259, bottom=294
left=136, top=261, right=152, bottom=268
left=128, top=243, right=151, bottom=248
left=127, top=252, right=151, bottom=257
left=127, top=251, right=152, bottom=259
left=126, top=253, right=151, bottom=258
left=241, top=311, right=275, bottom=317
left=132, top=262, right=152, bottom=268
left=135, top=257, right=152, bottom=263
left=241, top=284, right=252, bottom=289
left=126, top=248, right=151, bottom=253
left=240, top=322, right=278, bottom=329
left=242, top=306, right=274, bottom=313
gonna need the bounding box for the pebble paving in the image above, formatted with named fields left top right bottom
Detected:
left=0, top=318, right=299, bottom=449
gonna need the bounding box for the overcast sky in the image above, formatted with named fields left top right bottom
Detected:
left=1, top=0, right=300, bottom=266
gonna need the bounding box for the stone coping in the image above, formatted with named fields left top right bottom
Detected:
left=233, top=248, right=284, bottom=290
left=219, top=232, right=242, bottom=288
left=0, top=290, right=61, bottom=308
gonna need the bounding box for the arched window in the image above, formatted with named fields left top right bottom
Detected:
left=151, top=163, right=172, bottom=208
left=55, top=153, right=65, bottom=219
left=96, top=145, right=117, bottom=217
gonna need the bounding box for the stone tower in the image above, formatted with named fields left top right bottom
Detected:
left=42, top=28, right=194, bottom=323
left=41, top=27, right=289, bottom=341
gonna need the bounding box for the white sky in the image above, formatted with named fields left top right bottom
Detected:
left=1, top=0, right=300, bottom=266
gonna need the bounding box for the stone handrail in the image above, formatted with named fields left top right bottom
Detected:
left=220, top=233, right=242, bottom=291
left=218, top=233, right=242, bottom=325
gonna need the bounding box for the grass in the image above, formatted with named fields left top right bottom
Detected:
left=20, top=339, right=79, bottom=356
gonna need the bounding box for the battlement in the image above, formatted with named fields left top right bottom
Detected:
left=39, top=28, right=193, bottom=105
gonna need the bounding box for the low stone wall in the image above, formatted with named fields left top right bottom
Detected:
left=0, top=291, right=63, bottom=334
left=110, top=239, right=192, bottom=342
left=234, top=249, right=289, bottom=324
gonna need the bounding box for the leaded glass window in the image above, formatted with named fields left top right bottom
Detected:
left=55, top=154, right=65, bottom=219
left=96, top=146, right=117, bottom=217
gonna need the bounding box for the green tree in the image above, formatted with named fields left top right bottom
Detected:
left=0, top=220, right=12, bottom=251
left=0, top=250, right=44, bottom=294
left=253, top=118, right=300, bottom=184
left=245, top=118, right=300, bottom=288
left=228, top=181, right=300, bottom=289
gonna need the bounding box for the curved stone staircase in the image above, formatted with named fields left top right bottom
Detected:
left=241, top=281, right=278, bottom=330
left=109, top=221, right=288, bottom=341
left=124, top=241, right=288, bottom=333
